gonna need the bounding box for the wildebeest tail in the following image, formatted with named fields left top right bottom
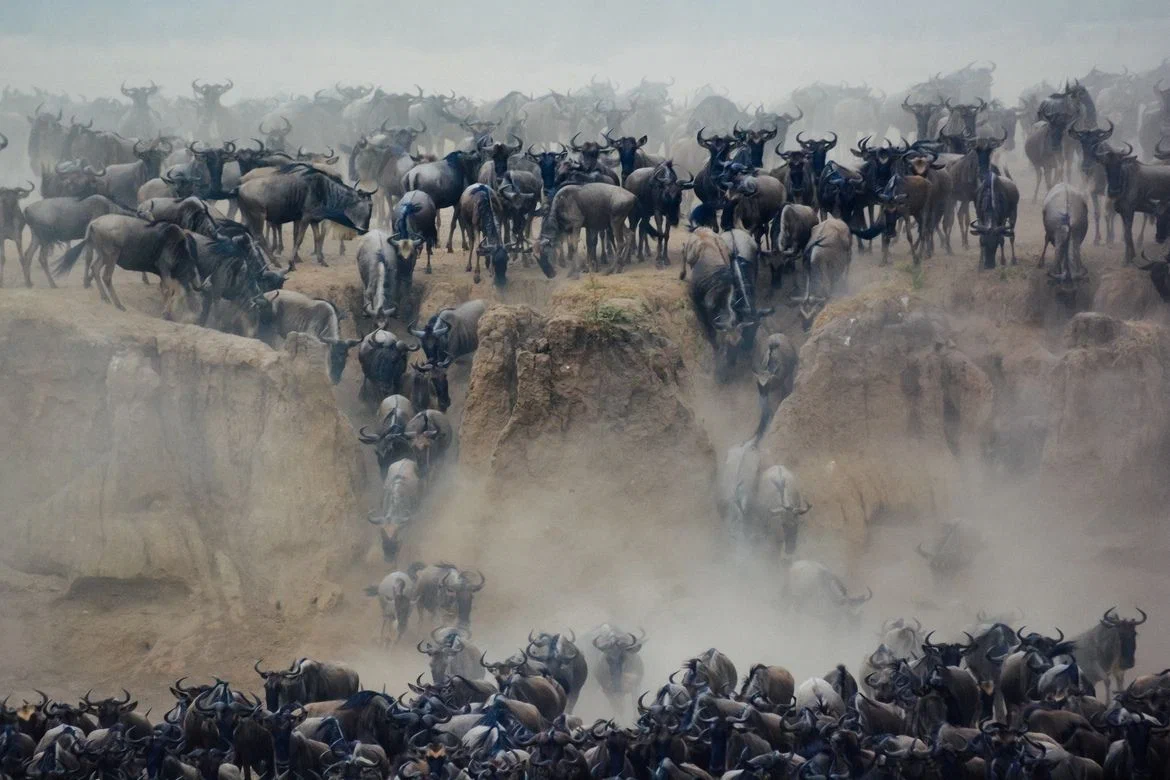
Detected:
left=753, top=383, right=774, bottom=444
left=53, top=239, right=88, bottom=278
left=851, top=222, right=885, bottom=240
left=395, top=202, right=420, bottom=238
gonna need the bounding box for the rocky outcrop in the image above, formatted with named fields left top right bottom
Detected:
left=762, top=296, right=995, bottom=543
left=0, top=291, right=370, bottom=616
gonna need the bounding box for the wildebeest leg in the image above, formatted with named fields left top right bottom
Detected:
left=1090, top=191, right=1101, bottom=245
left=102, top=254, right=126, bottom=311
left=309, top=222, right=327, bottom=266
left=20, top=235, right=39, bottom=287
left=1106, top=199, right=1115, bottom=245
left=585, top=229, right=599, bottom=273
left=1008, top=230, right=1017, bottom=265
left=445, top=208, right=459, bottom=253
left=906, top=218, right=920, bottom=265
left=1039, top=234, right=1050, bottom=267
left=880, top=230, right=891, bottom=266
left=567, top=228, right=582, bottom=278
left=0, top=240, right=5, bottom=288
left=38, top=243, right=58, bottom=289
left=226, top=200, right=239, bottom=221
left=958, top=201, right=970, bottom=250
left=1032, top=166, right=1042, bottom=202
left=1120, top=210, right=1136, bottom=263
left=90, top=253, right=112, bottom=305
left=1137, top=213, right=1148, bottom=247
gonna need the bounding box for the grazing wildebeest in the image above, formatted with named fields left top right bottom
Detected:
left=526, top=631, right=589, bottom=713
left=53, top=215, right=206, bottom=319
left=238, top=163, right=374, bottom=269
left=252, top=290, right=360, bottom=384
left=0, top=181, right=34, bottom=287
left=401, top=150, right=483, bottom=253
left=1072, top=607, right=1147, bottom=699
left=591, top=627, right=646, bottom=713
left=392, top=191, right=439, bottom=274
left=365, top=567, right=420, bottom=646
left=969, top=134, right=1019, bottom=270
left=1039, top=183, right=1089, bottom=285
left=355, top=230, right=419, bottom=328
left=357, top=394, right=415, bottom=478
left=1137, top=251, right=1170, bottom=302
left=623, top=161, right=693, bottom=266
left=356, top=328, right=420, bottom=403
left=1094, top=142, right=1170, bottom=263
left=537, top=182, right=637, bottom=277
left=254, top=660, right=360, bottom=711
left=456, top=183, right=509, bottom=286
left=366, top=457, right=423, bottom=562
left=21, top=194, right=132, bottom=288
left=752, top=332, right=798, bottom=441
left=410, top=299, right=486, bottom=368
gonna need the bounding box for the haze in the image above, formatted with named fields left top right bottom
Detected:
left=3, top=0, right=1170, bottom=102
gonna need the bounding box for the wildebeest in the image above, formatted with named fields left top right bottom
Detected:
left=367, top=458, right=423, bottom=562
left=21, top=194, right=132, bottom=287
left=410, top=299, right=486, bottom=368
left=356, top=230, right=420, bottom=328
left=794, top=217, right=852, bottom=330
left=1094, top=142, right=1170, bottom=262
left=53, top=215, right=206, bottom=319
left=401, top=150, right=483, bottom=253
left=1072, top=607, right=1147, bottom=699
left=526, top=631, right=589, bottom=713
left=1039, top=183, right=1090, bottom=285
left=392, top=191, right=439, bottom=274
left=0, top=181, right=34, bottom=287
left=254, top=660, right=359, bottom=711
left=402, top=409, right=455, bottom=479
left=681, top=228, right=768, bottom=382
left=591, top=627, right=646, bottom=714
left=356, top=329, right=420, bottom=403
left=1067, top=120, right=1116, bottom=245
left=752, top=332, right=798, bottom=442
left=357, top=394, right=415, bottom=478
left=751, top=465, right=811, bottom=555
left=418, top=627, right=484, bottom=685
left=456, top=183, right=510, bottom=286
left=623, top=161, right=693, bottom=266
left=781, top=559, right=872, bottom=629
left=365, top=567, right=420, bottom=646
left=252, top=290, right=360, bottom=384
left=915, top=519, right=981, bottom=581
left=100, top=137, right=173, bottom=209
left=536, top=182, right=637, bottom=277
left=969, top=134, right=1019, bottom=270
left=435, top=569, right=485, bottom=630
left=238, top=163, right=374, bottom=269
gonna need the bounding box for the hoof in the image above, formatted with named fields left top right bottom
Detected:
left=473, top=272, right=481, bottom=284
left=425, top=266, right=433, bottom=275
left=318, top=260, right=329, bottom=267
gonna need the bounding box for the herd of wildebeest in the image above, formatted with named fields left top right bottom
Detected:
left=4, top=61, right=1170, bottom=779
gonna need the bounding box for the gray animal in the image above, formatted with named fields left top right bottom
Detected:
left=253, top=659, right=360, bottom=711
left=795, top=218, right=852, bottom=330
left=752, top=465, right=811, bottom=555
left=1094, top=142, right=1170, bottom=262
left=782, top=559, right=872, bottom=629
left=53, top=215, right=205, bottom=320
left=356, top=328, right=420, bottom=403
left=402, top=409, right=455, bottom=479
left=365, top=567, right=420, bottom=646
left=99, top=138, right=172, bottom=208
left=410, top=299, right=486, bottom=367
left=536, top=182, right=638, bottom=278
left=22, top=194, right=133, bottom=287
left=0, top=181, right=34, bottom=287
left=456, top=183, right=509, bottom=285
left=1067, top=121, right=1117, bottom=245
left=591, top=626, right=646, bottom=713
left=623, top=161, right=694, bottom=266
left=526, top=631, right=589, bottom=713
left=367, top=458, right=422, bottom=563
left=1072, top=607, right=1147, bottom=699
left=392, top=190, right=439, bottom=273
left=357, top=394, right=416, bottom=478
left=401, top=150, right=483, bottom=253
left=418, top=627, right=484, bottom=685
left=752, top=333, right=798, bottom=442
left=356, top=230, right=421, bottom=328
left=681, top=228, right=761, bottom=382
left=773, top=203, right=820, bottom=289
left=1039, top=184, right=1089, bottom=284
left=915, top=519, right=981, bottom=581
left=252, top=290, right=359, bottom=384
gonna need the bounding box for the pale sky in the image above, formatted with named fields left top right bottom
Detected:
left=2, top=0, right=1169, bottom=103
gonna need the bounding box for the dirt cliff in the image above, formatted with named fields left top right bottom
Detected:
left=0, top=290, right=371, bottom=618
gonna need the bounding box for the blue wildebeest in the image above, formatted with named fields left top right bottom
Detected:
left=100, top=137, right=172, bottom=209
left=365, top=567, right=420, bottom=646
left=402, top=409, right=455, bottom=480
left=623, top=160, right=693, bottom=266
left=356, top=328, right=420, bottom=404
left=254, top=660, right=359, bottom=711
left=357, top=394, right=415, bottom=478
left=22, top=194, right=132, bottom=288
left=591, top=627, right=646, bottom=713
left=680, top=229, right=760, bottom=382
left=367, top=458, right=422, bottom=563
left=1072, top=607, right=1147, bottom=699
left=1039, top=183, right=1089, bottom=286
left=418, top=627, right=484, bottom=685
left=689, top=128, right=736, bottom=229
left=781, top=559, right=872, bottom=630
left=252, top=290, right=360, bottom=384
left=356, top=230, right=419, bottom=328
left=524, top=144, right=569, bottom=202
left=401, top=150, right=483, bottom=254
left=526, top=631, right=589, bottom=714
left=393, top=191, right=440, bottom=274
left=1094, top=142, right=1170, bottom=263
left=1066, top=120, right=1116, bottom=245
left=456, top=183, right=509, bottom=286
left=969, top=134, right=1019, bottom=269
left=410, top=299, right=486, bottom=371
left=752, top=333, right=797, bottom=442
left=0, top=181, right=34, bottom=287
left=604, top=132, right=662, bottom=185
left=537, top=182, right=637, bottom=277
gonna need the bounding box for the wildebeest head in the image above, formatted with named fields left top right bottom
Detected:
left=525, top=144, right=569, bottom=196
left=651, top=161, right=694, bottom=227
left=120, top=80, right=159, bottom=108
left=902, top=96, right=942, bottom=139
left=696, top=127, right=734, bottom=164
left=0, top=180, right=35, bottom=212
left=134, top=136, right=173, bottom=173
left=192, top=682, right=253, bottom=747
left=418, top=627, right=471, bottom=684
left=852, top=136, right=903, bottom=192
left=1102, top=607, right=1148, bottom=670
left=80, top=689, right=136, bottom=729
left=441, top=569, right=485, bottom=629
left=777, top=500, right=811, bottom=555
left=969, top=220, right=1014, bottom=270
left=605, top=132, right=649, bottom=179
left=777, top=147, right=811, bottom=196
left=192, top=78, right=234, bottom=107
left=1038, top=97, right=1075, bottom=152
left=189, top=141, right=237, bottom=198
left=258, top=116, right=293, bottom=152
left=526, top=630, right=580, bottom=681
left=945, top=97, right=987, bottom=136
left=920, top=632, right=968, bottom=668
left=480, top=650, right=529, bottom=688
left=1067, top=119, right=1113, bottom=177
left=254, top=660, right=301, bottom=711
left=796, top=132, right=837, bottom=176
left=568, top=132, right=612, bottom=170
left=1093, top=142, right=1137, bottom=200
left=409, top=309, right=455, bottom=364
left=413, top=361, right=450, bottom=412
left=593, top=630, right=644, bottom=686
left=754, top=104, right=803, bottom=149
left=732, top=123, right=778, bottom=168
left=487, top=134, right=524, bottom=178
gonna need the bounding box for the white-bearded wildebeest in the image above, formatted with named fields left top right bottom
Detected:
left=1072, top=607, right=1147, bottom=700
left=0, top=181, right=34, bottom=287
left=1067, top=120, right=1116, bottom=245
left=752, top=332, right=798, bottom=442
left=751, top=465, right=810, bottom=555
left=782, top=559, right=872, bottom=630
left=253, top=660, right=360, bottom=712
left=456, top=184, right=509, bottom=286
left=1039, top=183, right=1089, bottom=285
left=21, top=194, right=133, bottom=288
left=410, top=299, right=486, bottom=371
left=52, top=215, right=206, bottom=320
left=680, top=228, right=766, bottom=382
left=591, top=627, right=646, bottom=714
left=356, top=329, right=421, bottom=404
left=401, top=150, right=484, bottom=254
left=365, top=566, right=420, bottom=646
left=537, top=182, right=637, bottom=278
left=724, top=173, right=787, bottom=254
left=792, top=217, right=853, bottom=330
left=357, top=394, right=415, bottom=478
left=402, top=409, right=454, bottom=480
left=237, top=163, right=374, bottom=270
left=366, top=458, right=422, bottom=563
left=418, top=628, right=484, bottom=685
left=252, top=290, right=359, bottom=384
left=526, top=631, right=588, bottom=714
left=623, top=161, right=694, bottom=266
left=100, top=137, right=173, bottom=209
left=969, top=135, right=1019, bottom=270
left=356, top=230, right=420, bottom=328
left=392, top=191, right=439, bottom=273
left=773, top=203, right=819, bottom=288
left=1095, top=142, right=1170, bottom=263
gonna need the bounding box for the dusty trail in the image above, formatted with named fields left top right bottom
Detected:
left=2, top=164, right=1169, bottom=723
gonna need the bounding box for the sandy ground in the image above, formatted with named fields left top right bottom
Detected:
left=2, top=164, right=1170, bottom=720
